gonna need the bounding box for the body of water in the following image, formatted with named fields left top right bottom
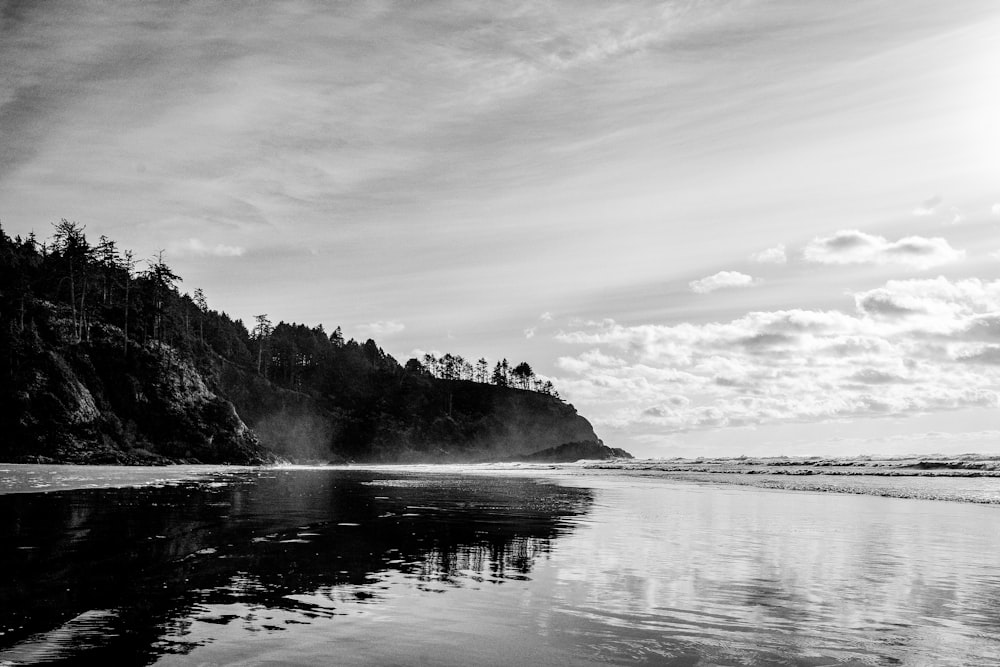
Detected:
left=2, top=465, right=1000, bottom=665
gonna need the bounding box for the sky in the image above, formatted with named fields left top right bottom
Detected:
left=2, top=0, right=999, bottom=458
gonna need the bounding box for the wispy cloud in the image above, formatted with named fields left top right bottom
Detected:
left=949, top=207, right=964, bottom=225
left=170, top=238, right=245, bottom=258
left=689, top=271, right=756, bottom=294
left=751, top=244, right=787, bottom=264
left=912, top=195, right=943, bottom=216
left=358, top=320, right=405, bottom=337
left=803, top=230, right=963, bottom=269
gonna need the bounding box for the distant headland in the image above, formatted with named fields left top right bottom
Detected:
left=0, top=220, right=631, bottom=464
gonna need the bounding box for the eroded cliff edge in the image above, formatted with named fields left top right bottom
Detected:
left=2, top=319, right=603, bottom=464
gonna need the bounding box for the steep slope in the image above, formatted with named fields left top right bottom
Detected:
left=213, top=363, right=600, bottom=463
left=0, top=224, right=616, bottom=464
left=2, top=308, right=271, bottom=464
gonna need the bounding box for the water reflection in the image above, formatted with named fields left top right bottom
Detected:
left=5, top=469, right=1000, bottom=665
left=537, top=477, right=1000, bottom=665
left=0, top=470, right=592, bottom=665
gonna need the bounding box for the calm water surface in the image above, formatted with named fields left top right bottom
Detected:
left=2, top=467, right=1000, bottom=665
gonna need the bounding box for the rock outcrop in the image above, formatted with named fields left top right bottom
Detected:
left=501, top=439, right=634, bottom=463
left=3, top=314, right=272, bottom=465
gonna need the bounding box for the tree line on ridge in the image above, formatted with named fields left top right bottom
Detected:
left=0, top=219, right=560, bottom=399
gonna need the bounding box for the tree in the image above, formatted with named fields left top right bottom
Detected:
left=330, top=326, right=344, bottom=347
left=193, top=288, right=208, bottom=345
left=492, top=359, right=509, bottom=387
left=252, top=313, right=273, bottom=375
left=441, top=353, right=463, bottom=380
left=122, top=250, right=135, bottom=355
left=95, top=235, right=120, bottom=306
left=362, top=339, right=382, bottom=370
left=512, top=362, right=534, bottom=390
left=51, top=219, right=94, bottom=342
left=422, top=353, right=439, bottom=378
left=475, top=357, right=489, bottom=383
left=142, top=250, right=181, bottom=343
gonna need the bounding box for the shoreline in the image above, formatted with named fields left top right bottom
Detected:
left=4, top=460, right=1000, bottom=506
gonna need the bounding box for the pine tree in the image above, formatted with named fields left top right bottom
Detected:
left=253, top=314, right=273, bottom=376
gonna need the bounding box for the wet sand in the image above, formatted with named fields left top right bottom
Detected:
left=3, top=466, right=1000, bottom=665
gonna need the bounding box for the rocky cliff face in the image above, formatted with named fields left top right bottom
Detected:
left=2, top=306, right=605, bottom=465
left=3, top=313, right=272, bottom=464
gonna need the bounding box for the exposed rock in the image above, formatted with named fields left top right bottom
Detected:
left=2, top=331, right=273, bottom=465
left=501, top=439, right=634, bottom=463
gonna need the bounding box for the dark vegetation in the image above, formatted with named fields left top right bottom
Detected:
left=0, top=220, right=619, bottom=464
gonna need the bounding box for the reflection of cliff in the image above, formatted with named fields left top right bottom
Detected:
left=416, top=536, right=549, bottom=583
left=0, top=470, right=592, bottom=664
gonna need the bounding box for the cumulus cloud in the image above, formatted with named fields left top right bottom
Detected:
left=802, top=230, right=963, bottom=269
left=848, top=369, right=911, bottom=384
left=171, top=238, right=245, bottom=258
left=553, top=277, right=1000, bottom=433
left=992, top=204, right=1000, bottom=216
left=358, top=320, right=405, bottom=337
left=689, top=271, right=756, bottom=294
left=855, top=277, right=1000, bottom=326
left=524, top=327, right=536, bottom=339
left=751, top=244, right=787, bottom=264
left=540, top=312, right=553, bottom=321
left=957, top=346, right=1000, bottom=365
left=912, top=195, right=943, bottom=216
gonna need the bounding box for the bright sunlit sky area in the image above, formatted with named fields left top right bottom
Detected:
left=2, top=0, right=999, bottom=458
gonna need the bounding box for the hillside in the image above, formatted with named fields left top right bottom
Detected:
left=0, top=222, right=612, bottom=464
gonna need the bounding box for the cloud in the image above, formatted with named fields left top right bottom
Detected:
left=802, top=230, right=964, bottom=269
left=912, top=195, right=943, bottom=216
left=170, top=238, right=245, bottom=258
left=524, top=327, right=536, bottom=339
left=357, top=320, right=405, bottom=337
left=751, top=244, right=787, bottom=264
left=689, top=271, right=756, bottom=294
left=855, top=277, right=1000, bottom=326
left=957, top=346, right=1000, bottom=365
left=848, top=368, right=911, bottom=384
left=993, top=204, right=1000, bottom=216
left=540, top=312, right=553, bottom=322
left=553, top=277, right=1000, bottom=433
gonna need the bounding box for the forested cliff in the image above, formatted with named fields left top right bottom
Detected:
left=0, top=221, right=619, bottom=464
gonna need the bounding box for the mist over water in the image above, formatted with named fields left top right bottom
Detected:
left=2, top=467, right=1000, bottom=665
